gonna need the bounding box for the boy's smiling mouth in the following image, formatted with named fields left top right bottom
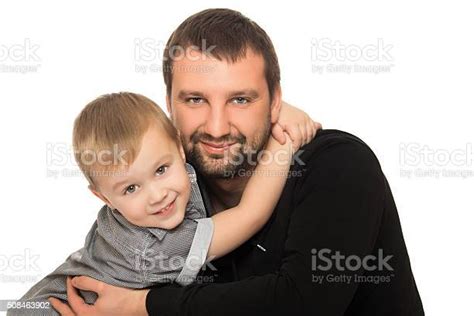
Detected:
left=151, top=199, right=176, bottom=216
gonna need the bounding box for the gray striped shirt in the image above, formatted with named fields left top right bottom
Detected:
left=8, top=163, right=213, bottom=315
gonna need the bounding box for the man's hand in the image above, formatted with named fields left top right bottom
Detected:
left=272, top=101, right=322, bottom=150
left=48, top=276, right=149, bottom=316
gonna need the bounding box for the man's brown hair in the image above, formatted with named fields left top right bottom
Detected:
left=163, top=8, right=281, bottom=101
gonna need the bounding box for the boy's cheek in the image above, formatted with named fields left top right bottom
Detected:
left=117, top=201, right=139, bottom=218
left=122, top=209, right=144, bottom=225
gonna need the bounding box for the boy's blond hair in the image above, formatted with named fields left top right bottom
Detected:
left=73, top=92, right=179, bottom=187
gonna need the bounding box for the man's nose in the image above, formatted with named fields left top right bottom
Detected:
left=204, top=104, right=231, bottom=139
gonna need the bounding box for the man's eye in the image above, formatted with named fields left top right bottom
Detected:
left=156, top=165, right=168, bottom=176
left=124, top=185, right=137, bottom=195
left=187, top=97, right=204, bottom=104
left=232, top=97, right=249, bottom=105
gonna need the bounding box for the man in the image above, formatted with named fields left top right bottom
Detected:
left=51, top=8, right=424, bottom=315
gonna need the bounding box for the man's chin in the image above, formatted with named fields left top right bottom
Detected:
left=186, top=142, right=261, bottom=179
left=187, top=154, right=236, bottom=179
left=196, top=159, right=238, bottom=179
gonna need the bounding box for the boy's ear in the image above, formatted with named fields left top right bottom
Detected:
left=270, top=85, right=282, bottom=124
left=177, top=138, right=186, bottom=162
left=88, top=185, right=114, bottom=209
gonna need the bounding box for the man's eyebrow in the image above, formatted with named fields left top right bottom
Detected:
left=226, top=89, right=259, bottom=99
left=176, top=89, right=260, bottom=100
left=177, top=90, right=206, bottom=100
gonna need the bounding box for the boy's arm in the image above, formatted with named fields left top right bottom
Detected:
left=207, top=100, right=320, bottom=260
left=272, top=101, right=321, bottom=149
left=206, top=133, right=293, bottom=259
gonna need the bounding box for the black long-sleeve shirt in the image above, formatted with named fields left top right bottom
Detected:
left=146, top=129, right=424, bottom=315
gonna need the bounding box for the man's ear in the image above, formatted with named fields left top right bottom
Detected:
left=88, top=185, right=114, bottom=209
left=270, top=85, right=282, bottom=124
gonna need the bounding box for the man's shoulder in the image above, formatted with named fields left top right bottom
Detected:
left=307, top=129, right=369, bottom=150
left=295, top=129, right=384, bottom=184
left=299, top=129, right=378, bottom=164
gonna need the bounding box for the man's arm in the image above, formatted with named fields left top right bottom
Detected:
left=146, top=139, right=389, bottom=315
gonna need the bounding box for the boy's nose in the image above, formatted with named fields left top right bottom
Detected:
left=149, top=187, right=168, bottom=207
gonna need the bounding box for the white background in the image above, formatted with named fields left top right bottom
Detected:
left=1, top=1, right=473, bottom=315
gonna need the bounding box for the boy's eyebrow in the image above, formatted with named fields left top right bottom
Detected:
left=112, top=179, right=129, bottom=192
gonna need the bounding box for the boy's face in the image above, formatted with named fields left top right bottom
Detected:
left=91, top=125, right=191, bottom=230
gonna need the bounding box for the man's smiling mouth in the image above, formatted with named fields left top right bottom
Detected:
left=200, top=141, right=237, bottom=154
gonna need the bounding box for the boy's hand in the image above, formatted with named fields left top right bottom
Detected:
left=266, top=131, right=294, bottom=156
left=271, top=101, right=322, bottom=150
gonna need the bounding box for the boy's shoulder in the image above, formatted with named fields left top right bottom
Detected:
left=185, top=162, right=208, bottom=220
left=185, top=162, right=198, bottom=183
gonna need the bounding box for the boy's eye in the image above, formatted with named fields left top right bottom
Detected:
left=124, top=185, right=137, bottom=195
left=156, top=165, right=168, bottom=176
left=231, top=97, right=249, bottom=105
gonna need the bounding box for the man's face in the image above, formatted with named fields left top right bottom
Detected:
left=167, top=49, right=281, bottom=179
left=91, top=125, right=191, bottom=230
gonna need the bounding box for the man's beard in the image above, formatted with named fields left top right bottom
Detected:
left=183, top=118, right=271, bottom=179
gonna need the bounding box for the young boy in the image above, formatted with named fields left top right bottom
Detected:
left=8, top=92, right=316, bottom=315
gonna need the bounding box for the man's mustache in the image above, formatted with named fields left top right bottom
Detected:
left=190, top=132, right=246, bottom=145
